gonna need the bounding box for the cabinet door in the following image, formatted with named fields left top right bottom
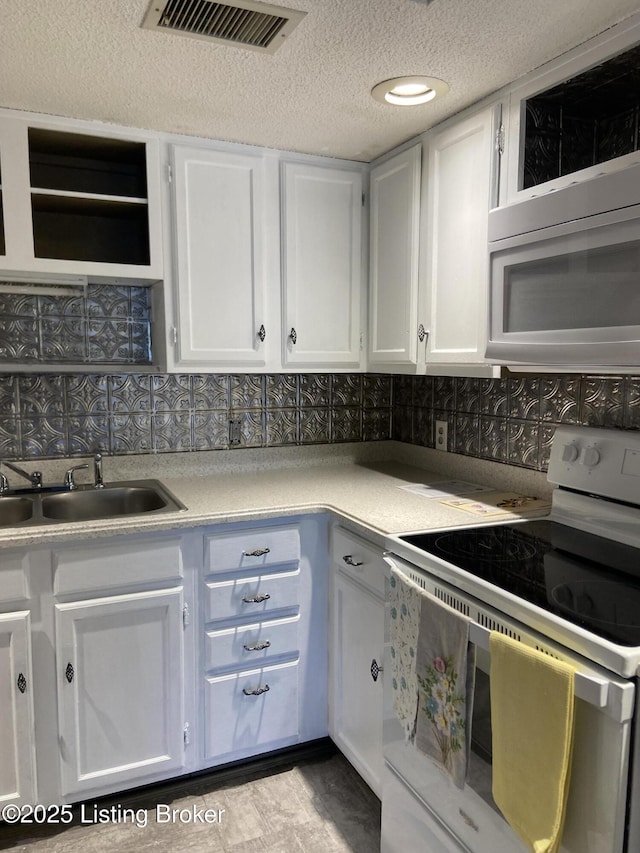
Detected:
left=281, top=162, right=363, bottom=368
left=368, top=144, right=422, bottom=368
left=331, top=570, right=384, bottom=797
left=55, top=587, right=184, bottom=797
left=422, top=105, right=499, bottom=367
left=0, top=611, right=36, bottom=806
left=171, top=145, right=267, bottom=367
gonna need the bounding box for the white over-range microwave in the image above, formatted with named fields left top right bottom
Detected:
left=486, top=165, right=640, bottom=368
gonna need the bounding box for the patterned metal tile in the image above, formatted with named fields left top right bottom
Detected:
left=391, top=406, right=413, bottom=443
left=0, top=376, right=18, bottom=415
left=151, top=375, right=191, bottom=412
left=363, top=407, right=391, bottom=441
left=331, top=406, right=362, bottom=442
left=18, top=376, right=66, bottom=416
left=299, top=408, right=331, bottom=444
left=40, top=316, right=87, bottom=362
left=363, top=374, right=392, bottom=408
left=453, top=414, right=480, bottom=455
left=332, top=374, right=363, bottom=407
left=230, top=375, right=264, bottom=410
left=538, top=423, right=558, bottom=471
left=192, top=375, right=229, bottom=411
left=0, top=417, right=20, bottom=457
left=65, top=375, right=109, bottom=415
left=233, top=410, right=265, bottom=447
left=455, top=378, right=482, bottom=414
left=109, top=375, right=152, bottom=413
left=0, top=294, right=37, bottom=317
left=67, top=415, right=110, bottom=456
left=412, top=407, right=432, bottom=447
left=129, top=322, right=152, bottom=364
left=508, top=378, right=540, bottom=420
left=21, top=415, right=67, bottom=457
left=192, top=411, right=229, bottom=450
left=265, top=409, right=299, bottom=446
left=86, top=284, right=132, bottom=319
left=540, top=377, right=579, bottom=423
left=265, top=374, right=298, bottom=409
left=433, top=377, right=455, bottom=411
left=0, top=317, right=39, bottom=361
left=479, top=416, right=508, bottom=463
left=412, top=375, right=433, bottom=409
left=129, top=287, right=151, bottom=320
left=87, top=319, right=130, bottom=363
left=152, top=412, right=193, bottom=452
left=392, top=376, right=413, bottom=407
left=299, top=374, right=331, bottom=408
left=624, top=377, right=640, bottom=429
left=38, top=293, right=84, bottom=317
left=110, top=413, right=153, bottom=454
left=580, top=376, right=625, bottom=427
left=480, top=378, right=508, bottom=416
left=507, top=420, right=541, bottom=469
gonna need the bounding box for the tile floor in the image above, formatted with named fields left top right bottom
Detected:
left=0, top=748, right=381, bottom=852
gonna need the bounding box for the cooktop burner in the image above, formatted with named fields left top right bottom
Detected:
left=400, top=520, right=640, bottom=646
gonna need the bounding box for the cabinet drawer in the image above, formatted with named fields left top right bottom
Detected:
left=53, top=535, right=184, bottom=596
left=204, top=570, right=299, bottom=623
left=205, top=615, right=299, bottom=671
left=331, top=527, right=386, bottom=598
left=205, top=525, right=300, bottom=574
left=204, top=661, right=299, bottom=759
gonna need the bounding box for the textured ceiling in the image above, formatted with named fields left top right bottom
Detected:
left=0, top=0, right=639, bottom=162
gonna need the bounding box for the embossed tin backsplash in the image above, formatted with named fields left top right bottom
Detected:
left=0, top=284, right=152, bottom=365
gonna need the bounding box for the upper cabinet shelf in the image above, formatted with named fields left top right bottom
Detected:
left=0, top=118, right=163, bottom=280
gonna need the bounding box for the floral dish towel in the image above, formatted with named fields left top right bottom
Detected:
left=389, top=567, right=422, bottom=740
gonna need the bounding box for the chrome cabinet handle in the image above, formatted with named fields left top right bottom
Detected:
left=289, top=327, right=297, bottom=344
left=65, top=662, right=74, bottom=683
left=244, top=640, right=271, bottom=652
left=17, top=673, right=27, bottom=694
left=243, top=547, right=271, bottom=557
left=258, top=324, right=266, bottom=342
left=370, top=659, right=383, bottom=682
left=242, top=593, right=271, bottom=604
left=418, top=323, right=429, bottom=343
left=243, top=684, right=270, bottom=696
left=343, top=555, right=363, bottom=567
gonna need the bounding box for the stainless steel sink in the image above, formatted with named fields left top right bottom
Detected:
left=0, top=479, right=186, bottom=526
left=0, top=496, right=34, bottom=526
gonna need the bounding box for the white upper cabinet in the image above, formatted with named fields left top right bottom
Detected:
left=281, top=162, right=364, bottom=369
left=421, top=104, right=501, bottom=370
left=170, top=145, right=269, bottom=368
left=368, top=144, right=422, bottom=369
left=0, top=113, right=163, bottom=280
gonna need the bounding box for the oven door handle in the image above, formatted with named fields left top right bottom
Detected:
left=469, top=622, right=611, bottom=712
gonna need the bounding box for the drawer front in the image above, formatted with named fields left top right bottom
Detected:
left=205, top=569, right=299, bottom=623
left=331, top=527, right=386, bottom=598
left=53, top=535, right=184, bottom=596
left=205, top=525, right=300, bottom=575
left=205, top=615, right=300, bottom=671
left=0, top=551, right=30, bottom=604
left=204, top=661, right=299, bottom=759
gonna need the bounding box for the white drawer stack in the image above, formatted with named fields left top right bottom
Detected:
left=202, top=523, right=302, bottom=761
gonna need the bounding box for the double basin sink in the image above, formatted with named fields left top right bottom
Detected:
left=0, top=480, right=187, bottom=528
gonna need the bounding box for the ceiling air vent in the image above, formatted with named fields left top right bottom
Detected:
left=142, top=0, right=306, bottom=54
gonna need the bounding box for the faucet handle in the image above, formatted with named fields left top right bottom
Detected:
left=64, top=464, right=89, bottom=491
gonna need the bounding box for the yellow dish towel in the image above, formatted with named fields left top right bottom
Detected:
left=490, top=632, right=576, bottom=853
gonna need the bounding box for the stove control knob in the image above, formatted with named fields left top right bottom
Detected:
left=581, top=446, right=601, bottom=468
left=561, top=443, right=579, bottom=463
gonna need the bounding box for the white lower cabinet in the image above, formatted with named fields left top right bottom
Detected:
left=0, top=610, right=36, bottom=806
left=329, top=526, right=386, bottom=797
left=55, top=588, right=185, bottom=797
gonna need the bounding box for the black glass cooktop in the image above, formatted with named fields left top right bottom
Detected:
left=400, top=520, right=640, bottom=647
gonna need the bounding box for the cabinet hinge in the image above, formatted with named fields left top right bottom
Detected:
left=166, top=163, right=173, bottom=184
left=182, top=603, right=190, bottom=627
left=359, top=332, right=364, bottom=352
left=183, top=722, right=190, bottom=746
left=170, top=326, right=178, bottom=346
left=495, top=124, right=505, bottom=156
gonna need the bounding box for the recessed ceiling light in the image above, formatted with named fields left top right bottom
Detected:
left=371, top=76, right=449, bottom=106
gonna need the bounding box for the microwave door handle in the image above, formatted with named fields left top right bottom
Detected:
left=468, top=624, right=612, bottom=713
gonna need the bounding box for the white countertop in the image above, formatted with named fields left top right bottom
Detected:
left=0, top=442, right=553, bottom=549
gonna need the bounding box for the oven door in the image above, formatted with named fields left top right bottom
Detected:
left=381, top=556, right=636, bottom=853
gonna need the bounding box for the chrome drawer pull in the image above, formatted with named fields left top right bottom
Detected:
left=244, top=640, right=271, bottom=652
left=343, top=555, right=363, bottom=567
left=243, top=547, right=271, bottom=557
left=243, top=684, right=270, bottom=696
left=242, top=593, right=271, bottom=604
left=370, top=659, right=383, bottom=682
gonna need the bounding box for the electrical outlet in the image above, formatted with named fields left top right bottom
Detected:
left=229, top=418, right=242, bottom=446
left=435, top=420, right=448, bottom=451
